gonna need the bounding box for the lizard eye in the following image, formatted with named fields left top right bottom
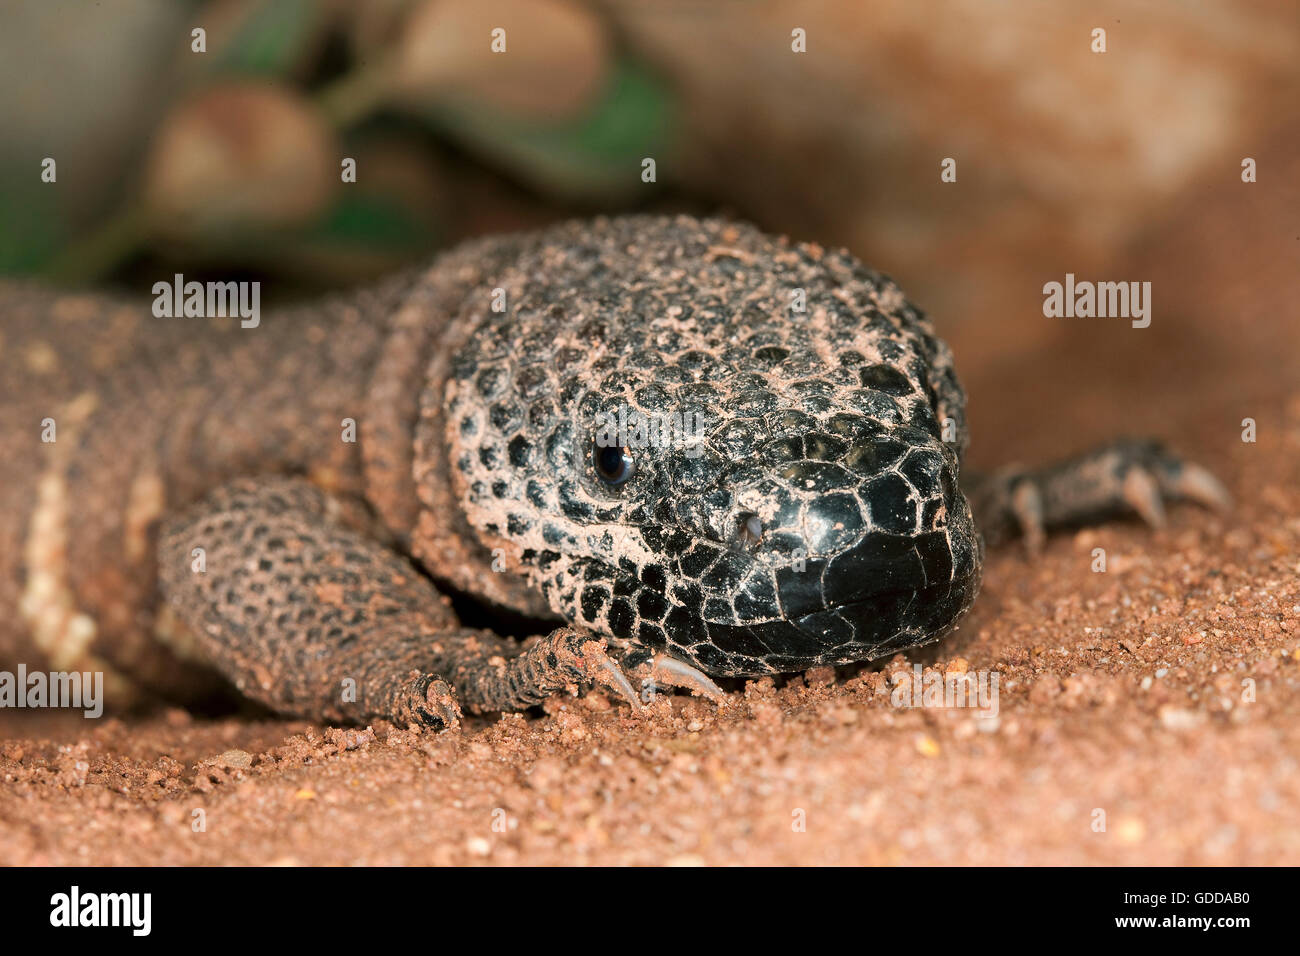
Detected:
left=593, top=441, right=636, bottom=485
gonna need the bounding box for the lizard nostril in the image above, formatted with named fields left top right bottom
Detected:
left=732, top=512, right=763, bottom=551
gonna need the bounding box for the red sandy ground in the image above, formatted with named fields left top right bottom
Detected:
left=1, top=169, right=1296, bottom=866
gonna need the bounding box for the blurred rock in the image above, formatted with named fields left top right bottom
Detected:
left=262, top=134, right=449, bottom=283
left=391, top=0, right=610, bottom=121
left=141, top=83, right=338, bottom=242
left=605, top=0, right=1298, bottom=335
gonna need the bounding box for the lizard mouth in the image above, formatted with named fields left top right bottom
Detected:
left=687, top=573, right=976, bottom=676
left=680, top=498, right=980, bottom=674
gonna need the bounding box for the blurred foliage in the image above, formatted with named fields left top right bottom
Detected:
left=199, top=0, right=327, bottom=77
left=0, top=188, right=68, bottom=274
left=429, top=59, right=675, bottom=201
left=0, top=0, right=679, bottom=286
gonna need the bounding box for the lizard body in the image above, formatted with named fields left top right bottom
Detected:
left=0, top=215, right=1227, bottom=726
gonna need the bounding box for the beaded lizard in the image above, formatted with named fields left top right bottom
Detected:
left=0, top=215, right=1229, bottom=728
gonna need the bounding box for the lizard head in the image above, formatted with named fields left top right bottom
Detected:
left=442, top=216, right=981, bottom=677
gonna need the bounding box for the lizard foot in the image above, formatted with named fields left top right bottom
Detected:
left=968, top=438, right=1231, bottom=551
left=446, top=627, right=643, bottom=714
left=388, top=674, right=463, bottom=732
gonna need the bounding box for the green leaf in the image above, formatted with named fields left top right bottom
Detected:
left=428, top=58, right=678, bottom=201
left=207, top=0, right=324, bottom=78
left=309, top=192, right=434, bottom=248
left=0, top=182, right=69, bottom=275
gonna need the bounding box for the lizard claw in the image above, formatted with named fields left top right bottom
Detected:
left=1122, top=466, right=1167, bottom=529
left=645, top=654, right=727, bottom=703
left=1167, top=461, right=1232, bottom=512
left=576, top=638, right=643, bottom=713
left=1009, top=480, right=1046, bottom=553
left=1129, top=446, right=1233, bottom=524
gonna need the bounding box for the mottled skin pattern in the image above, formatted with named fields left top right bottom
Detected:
left=435, top=217, right=981, bottom=679
left=0, top=215, right=1227, bottom=727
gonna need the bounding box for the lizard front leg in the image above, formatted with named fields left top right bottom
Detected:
left=157, top=477, right=639, bottom=728
left=965, top=438, right=1230, bottom=549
